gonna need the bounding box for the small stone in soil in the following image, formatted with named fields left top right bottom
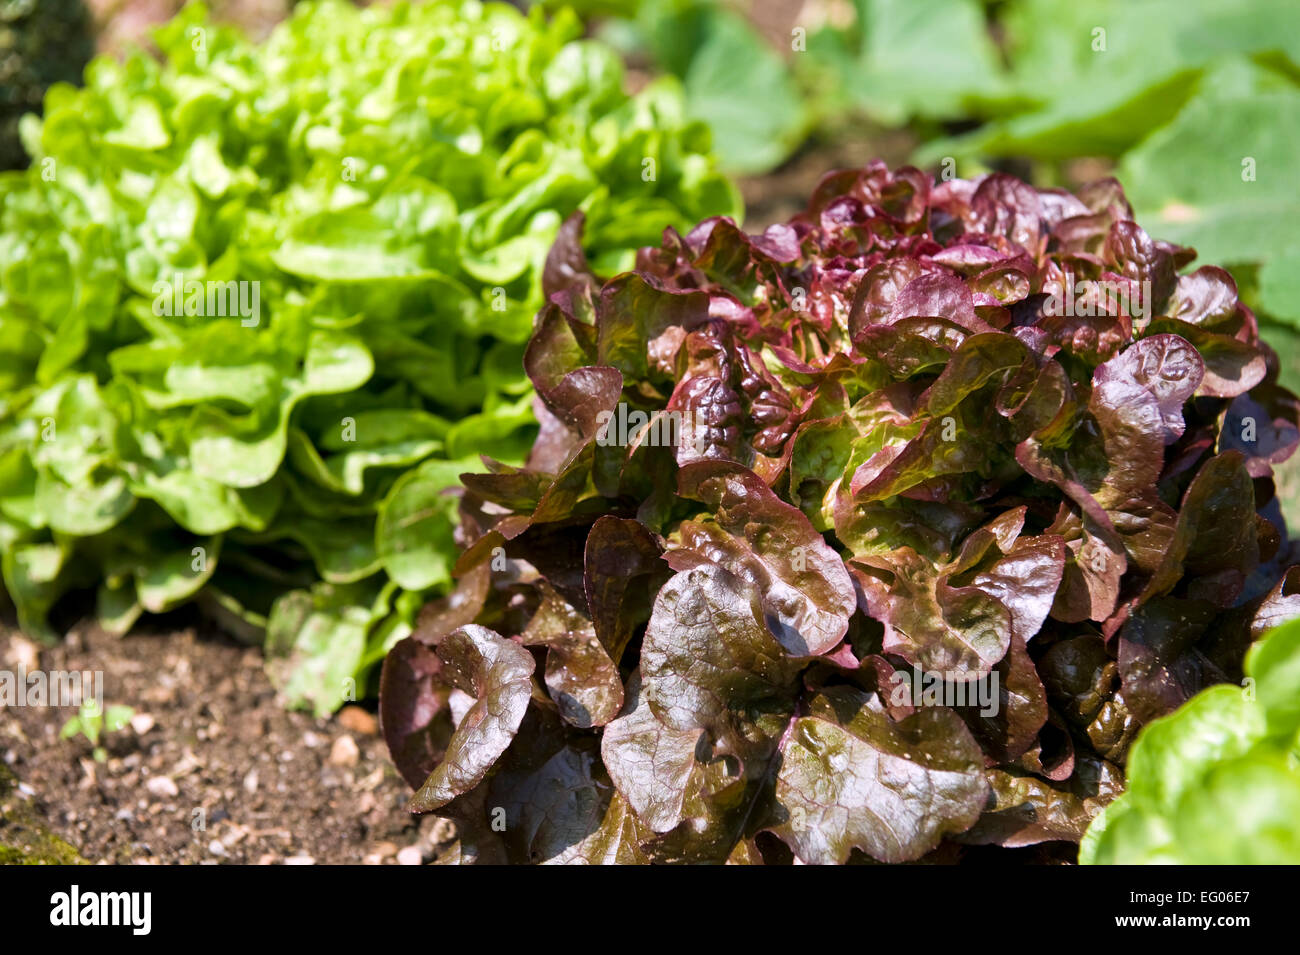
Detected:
left=329, top=735, right=360, bottom=767
left=397, top=845, right=425, bottom=866
left=4, top=635, right=39, bottom=670
left=145, top=776, right=179, bottom=798
left=337, top=706, right=379, bottom=736
left=130, top=713, right=156, bottom=736
left=421, top=816, right=457, bottom=848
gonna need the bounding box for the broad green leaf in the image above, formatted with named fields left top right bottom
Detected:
left=375, top=458, right=478, bottom=591
left=1, top=540, right=73, bottom=641
left=1120, top=88, right=1300, bottom=269
left=1258, top=246, right=1300, bottom=326
left=264, top=583, right=375, bottom=717
left=925, top=0, right=1300, bottom=162
left=135, top=536, right=222, bottom=613
left=1120, top=684, right=1263, bottom=811
left=820, top=0, right=1012, bottom=127
left=1246, top=617, right=1300, bottom=734
left=679, top=9, right=806, bottom=175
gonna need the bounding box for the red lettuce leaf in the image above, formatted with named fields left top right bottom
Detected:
left=408, top=625, right=535, bottom=812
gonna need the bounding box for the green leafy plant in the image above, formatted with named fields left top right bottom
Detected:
left=1082, top=593, right=1300, bottom=864
left=593, top=0, right=809, bottom=175
left=799, top=0, right=1019, bottom=128
left=572, top=0, right=1014, bottom=177
left=380, top=162, right=1300, bottom=864
left=60, top=700, right=135, bottom=762
left=0, top=0, right=739, bottom=714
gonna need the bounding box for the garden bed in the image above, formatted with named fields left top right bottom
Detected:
left=5, top=0, right=1300, bottom=871
left=0, top=617, right=451, bottom=864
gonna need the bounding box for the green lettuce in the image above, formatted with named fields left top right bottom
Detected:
left=0, top=0, right=738, bottom=714
left=1081, top=592, right=1300, bottom=864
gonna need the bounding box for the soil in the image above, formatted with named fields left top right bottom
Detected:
left=739, top=128, right=920, bottom=231
left=0, top=613, right=454, bottom=865
left=86, top=0, right=294, bottom=53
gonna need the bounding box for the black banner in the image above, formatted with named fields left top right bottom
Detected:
left=0, top=863, right=1279, bottom=943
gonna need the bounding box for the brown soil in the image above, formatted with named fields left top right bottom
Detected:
left=86, top=0, right=294, bottom=53
left=739, top=129, right=921, bottom=231
left=0, top=616, right=453, bottom=865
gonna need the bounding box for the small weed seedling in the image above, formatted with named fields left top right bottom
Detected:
left=61, top=701, right=135, bottom=762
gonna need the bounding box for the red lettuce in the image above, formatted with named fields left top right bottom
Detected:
left=380, top=162, right=1300, bottom=864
